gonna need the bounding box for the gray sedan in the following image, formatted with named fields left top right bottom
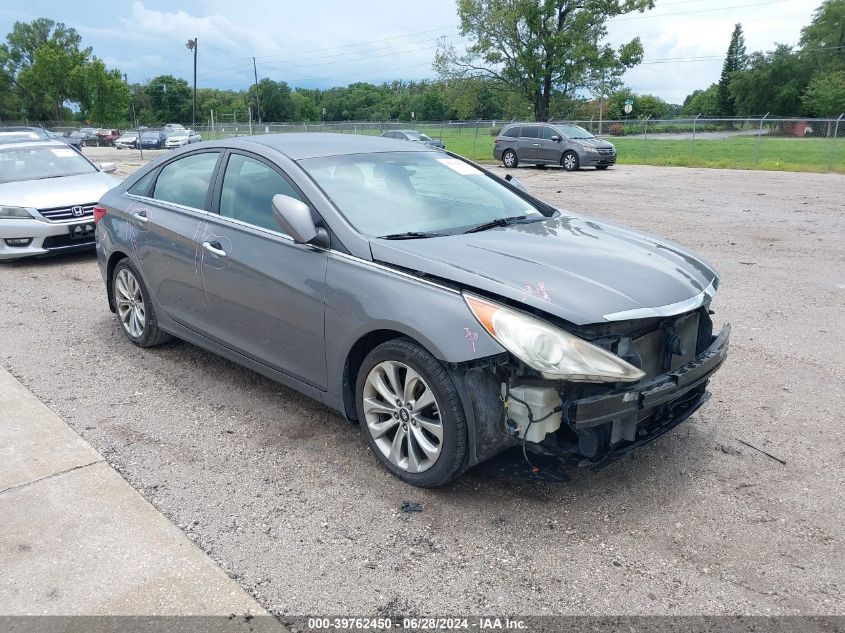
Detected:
left=95, top=134, right=728, bottom=487
left=494, top=122, right=617, bottom=170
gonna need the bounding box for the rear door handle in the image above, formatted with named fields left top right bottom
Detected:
left=202, top=240, right=227, bottom=257
left=132, top=210, right=149, bottom=223
left=533, top=143, right=541, bottom=146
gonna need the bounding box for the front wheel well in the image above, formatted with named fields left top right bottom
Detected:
left=105, top=251, right=130, bottom=312
left=342, top=329, right=419, bottom=422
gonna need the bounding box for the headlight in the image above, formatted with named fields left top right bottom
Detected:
left=464, top=293, right=645, bottom=383
left=0, top=206, right=34, bottom=219
left=583, top=145, right=599, bottom=154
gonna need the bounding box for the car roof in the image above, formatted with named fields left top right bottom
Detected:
left=0, top=139, right=72, bottom=150
left=244, top=133, right=432, bottom=160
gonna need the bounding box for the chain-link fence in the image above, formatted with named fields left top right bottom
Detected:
left=4, top=116, right=843, bottom=173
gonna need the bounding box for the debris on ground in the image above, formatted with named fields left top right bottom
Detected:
left=737, top=438, right=787, bottom=465
left=400, top=501, right=423, bottom=513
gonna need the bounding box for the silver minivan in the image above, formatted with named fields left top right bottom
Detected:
left=493, top=123, right=617, bottom=171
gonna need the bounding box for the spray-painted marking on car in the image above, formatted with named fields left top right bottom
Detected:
left=464, top=328, right=479, bottom=352
left=522, top=281, right=551, bottom=302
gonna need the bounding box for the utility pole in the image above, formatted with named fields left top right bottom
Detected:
left=252, top=57, right=261, bottom=125
left=186, top=38, right=197, bottom=129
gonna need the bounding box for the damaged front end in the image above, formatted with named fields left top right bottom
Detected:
left=461, top=300, right=730, bottom=470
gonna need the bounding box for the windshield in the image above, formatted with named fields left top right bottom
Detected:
left=557, top=123, right=594, bottom=140
left=142, top=132, right=160, bottom=139
left=0, top=146, right=97, bottom=184
left=300, top=151, right=545, bottom=237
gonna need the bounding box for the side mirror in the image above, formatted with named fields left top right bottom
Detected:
left=272, top=194, right=326, bottom=245
left=550, top=135, right=561, bottom=142
left=504, top=173, right=527, bottom=192
left=100, top=162, right=117, bottom=173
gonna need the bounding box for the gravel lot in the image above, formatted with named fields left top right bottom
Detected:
left=2, top=152, right=843, bottom=617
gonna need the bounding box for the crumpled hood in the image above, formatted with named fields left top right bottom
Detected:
left=0, top=172, right=121, bottom=209
left=370, top=214, right=718, bottom=325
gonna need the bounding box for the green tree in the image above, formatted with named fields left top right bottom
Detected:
left=1, top=18, right=91, bottom=119
left=250, top=78, right=295, bottom=122
left=682, top=84, right=720, bottom=116
left=435, top=0, right=653, bottom=121
left=729, top=45, right=809, bottom=116
left=799, top=0, right=845, bottom=71
left=146, top=75, right=191, bottom=123
left=802, top=70, right=845, bottom=116
left=70, top=59, right=130, bottom=124
left=717, top=24, right=747, bottom=116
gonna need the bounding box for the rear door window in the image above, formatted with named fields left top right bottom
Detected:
left=153, top=152, right=220, bottom=210
left=520, top=126, right=540, bottom=139
left=542, top=127, right=557, bottom=140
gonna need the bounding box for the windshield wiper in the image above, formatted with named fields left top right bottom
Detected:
left=380, top=231, right=447, bottom=240
left=463, top=215, right=527, bottom=234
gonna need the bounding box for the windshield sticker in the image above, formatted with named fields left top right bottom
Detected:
left=437, top=158, right=479, bottom=176
left=50, top=148, right=77, bottom=158
left=464, top=327, right=479, bottom=352
left=522, top=282, right=551, bottom=303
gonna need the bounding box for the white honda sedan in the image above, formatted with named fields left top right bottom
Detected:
left=0, top=140, right=121, bottom=260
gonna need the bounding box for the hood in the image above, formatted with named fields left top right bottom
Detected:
left=369, top=214, right=718, bottom=325
left=574, top=137, right=614, bottom=150
left=0, top=172, right=121, bottom=209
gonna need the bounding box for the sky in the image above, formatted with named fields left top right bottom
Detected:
left=0, top=0, right=823, bottom=105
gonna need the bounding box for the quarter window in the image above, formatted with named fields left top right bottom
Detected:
left=153, top=152, right=220, bottom=210
left=219, top=154, right=302, bottom=233
left=502, top=126, right=520, bottom=138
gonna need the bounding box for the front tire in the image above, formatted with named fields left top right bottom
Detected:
left=112, top=260, right=172, bottom=348
left=561, top=151, right=579, bottom=171
left=596, top=165, right=610, bottom=170
left=502, top=149, right=518, bottom=169
left=356, top=338, right=468, bottom=487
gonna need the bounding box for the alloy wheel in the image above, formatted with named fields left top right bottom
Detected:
left=362, top=360, right=443, bottom=473
left=503, top=151, right=516, bottom=168
left=563, top=153, right=578, bottom=170
left=115, top=268, right=146, bottom=339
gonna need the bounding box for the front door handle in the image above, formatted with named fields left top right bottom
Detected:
left=202, top=240, right=227, bottom=257
left=533, top=143, right=541, bottom=146
left=132, top=210, right=149, bottom=223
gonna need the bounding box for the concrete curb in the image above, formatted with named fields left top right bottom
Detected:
left=0, top=366, right=285, bottom=626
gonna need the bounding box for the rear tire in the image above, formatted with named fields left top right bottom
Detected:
left=356, top=338, right=468, bottom=487
left=502, top=149, right=518, bottom=169
left=561, top=151, right=579, bottom=171
left=112, top=260, right=172, bottom=348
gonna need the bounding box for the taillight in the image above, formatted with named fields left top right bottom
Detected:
left=93, top=205, right=107, bottom=224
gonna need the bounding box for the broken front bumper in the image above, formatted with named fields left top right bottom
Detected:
left=562, top=324, right=730, bottom=466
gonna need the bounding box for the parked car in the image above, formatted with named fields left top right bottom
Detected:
left=95, top=134, right=728, bottom=487
left=45, top=129, right=83, bottom=151
left=164, top=129, right=202, bottom=149
left=96, top=129, right=122, bottom=146
left=68, top=130, right=100, bottom=147
left=139, top=131, right=166, bottom=149
left=494, top=122, right=617, bottom=171
left=0, top=141, right=119, bottom=260
left=0, top=127, right=83, bottom=152
left=164, top=123, right=186, bottom=132
left=381, top=129, right=445, bottom=149
left=115, top=131, right=140, bottom=149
